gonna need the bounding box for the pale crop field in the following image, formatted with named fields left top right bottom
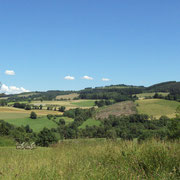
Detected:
left=56, top=93, right=79, bottom=100
left=0, top=107, right=62, bottom=119
left=31, top=99, right=96, bottom=109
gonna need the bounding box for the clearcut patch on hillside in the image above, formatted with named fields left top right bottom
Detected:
left=96, top=101, right=137, bottom=119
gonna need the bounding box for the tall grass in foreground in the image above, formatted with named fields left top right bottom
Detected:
left=0, top=139, right=179, bottom=180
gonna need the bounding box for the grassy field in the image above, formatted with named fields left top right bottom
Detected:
left=3, top=117, right=58, bottom=132
left=79, top=118, right=101, bottom=129
left=0, top=139, right=179, bottom=179
left=0, top=107, right=74, bottom=132
left=96, top=101, right=137, bottom=119
left=54, top=116, right=74, bottom=125
left=135, top=99, right=180, bottom=118
left=0, top=136, right=15, bottom=147
left=2, top=116, right=73, bottom=132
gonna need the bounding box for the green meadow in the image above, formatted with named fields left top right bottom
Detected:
left=79, top=118, right=101, bottom=129
left=135, top=99, right=180, bottom=118
left=4, top=117, right=58, bottom=132
left=0, top=113, right=73, bottom=132
left=0, top=139, right=179, bottom=180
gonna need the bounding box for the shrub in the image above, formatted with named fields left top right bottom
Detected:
left=30, top=112, right=37, bottom=119
left=36, top=128, right=58, bottom=147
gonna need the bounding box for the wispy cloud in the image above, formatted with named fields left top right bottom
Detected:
left=0, top=84, right=29, bottom=94
left=82, top=75, right=93, bottom=80
left=64, top=76, right=75, bottom=80
left=102, top=78, right=110, bottom=81
left=5, top=70, right=15, bottom=75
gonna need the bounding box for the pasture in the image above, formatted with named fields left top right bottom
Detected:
left=0, top=136, right=15, bottom=147
left=135, top=99, right=180, bottom=118
left=0, top=139, right=179, bottom=179
left=3, top=116, right=58, bottom=132
left=0, top=115, right=73, bottom=133
left=79, top=118, right=101, bottom=129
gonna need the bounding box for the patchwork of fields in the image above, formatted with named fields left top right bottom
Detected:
left=1, top=97, right=180, bottom=132
left=0, top=99, right=95, bottom=132
left=0, top=107, right=74, bottom=132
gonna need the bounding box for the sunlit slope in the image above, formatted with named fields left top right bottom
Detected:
left=135, top=99, right=180, bottom=118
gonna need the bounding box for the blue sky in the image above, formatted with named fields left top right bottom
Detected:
left=0, top=0, right=180, bottom=93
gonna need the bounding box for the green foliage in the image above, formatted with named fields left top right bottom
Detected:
left=47, top=114, right=53, bottom=120
left=79, top=87, right=141, bottom=102
left=0, top=100, right=7, bottom=106
left=147, top=81, right=179, bottom=92
left=59, top=119, right=65, bottom=126
left=58, top=106, right=66, bottom=112
left=167, top=118, right=180, bottom=140
left=25, top=104, right=31, bottom=110
left=95, top=99, right=113, bottom=107
left=105, top=129, right=117, bottom=140
left=176, top=105, right=180, bottom=114
left=36, top=128, right=58, bottom=147
left=30, top=112, right=37, bottom=119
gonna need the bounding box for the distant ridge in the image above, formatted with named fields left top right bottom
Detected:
left=147, top=81, right=180, bottom=92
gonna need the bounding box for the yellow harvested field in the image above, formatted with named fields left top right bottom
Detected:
left=0, top=107, right=62, bottom=116
left=31, top=99, right=94, bottom=110
left=56, top=93, right=79, bottom=100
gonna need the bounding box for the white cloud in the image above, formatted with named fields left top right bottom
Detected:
left=64, top=76, right=75, bottom=80
left=0, top=84, right=30, bottom=94
left=82, top=75, right=93, bottom=80
left=5, top=70, right=15, bottom=75
left=102, top=78, right=110, bottom=81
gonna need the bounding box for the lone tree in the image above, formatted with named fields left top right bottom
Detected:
left=59, top=106, right=66, bottom=112
left=30, top=111, right=37, bottom=119
left=36, top=128, right=58, bottom=147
